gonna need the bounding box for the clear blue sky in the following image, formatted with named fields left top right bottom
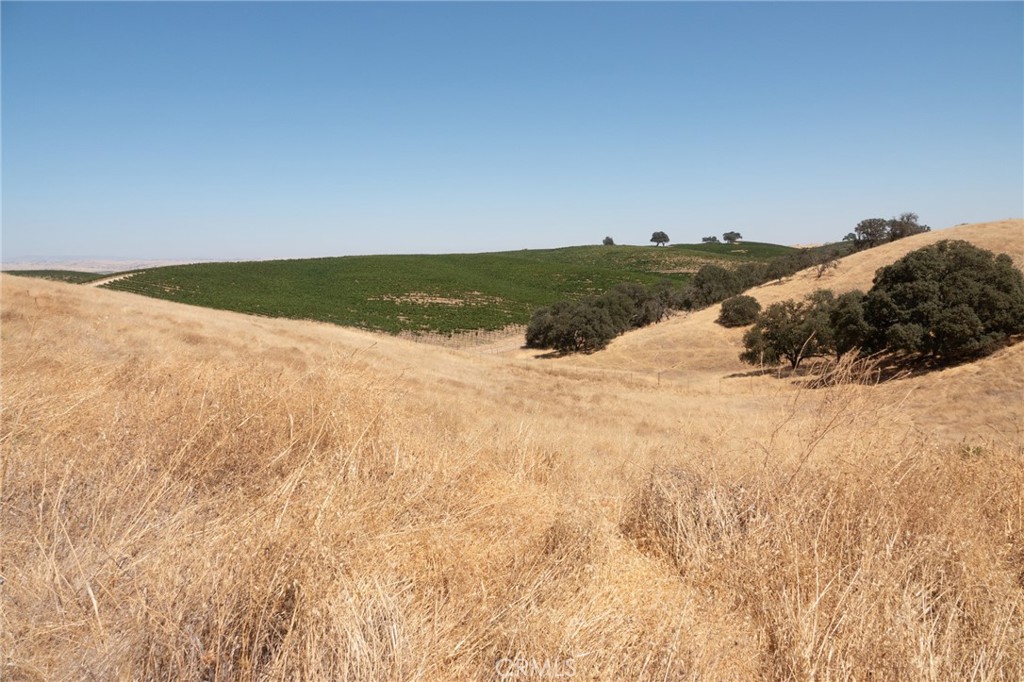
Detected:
left=2, top=1, right=1022, bottom=262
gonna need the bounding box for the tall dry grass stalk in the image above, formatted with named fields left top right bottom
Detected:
left=2, top=275, right=1022, bottom=680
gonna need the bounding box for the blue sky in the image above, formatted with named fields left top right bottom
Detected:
left=2, top=1, right=1022, bottom=262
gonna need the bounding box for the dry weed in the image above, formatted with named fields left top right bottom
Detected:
left=2, top=269, right=1022, bottom=681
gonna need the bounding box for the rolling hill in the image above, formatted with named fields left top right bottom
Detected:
left=554, top=219, right=1024, bottom=442
left=86, top=241, right=803, bottom=335
left=0, top=269, right=107, bottom=284
left=2, top=219, right=1021, bottom=680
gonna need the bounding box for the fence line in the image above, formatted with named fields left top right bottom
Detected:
left=396, top=325, right=527, bottom=353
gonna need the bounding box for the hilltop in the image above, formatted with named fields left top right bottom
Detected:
left=2, top=219, right=1022, bottom=679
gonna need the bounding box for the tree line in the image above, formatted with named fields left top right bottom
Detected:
left=639, top=231, right=743, bottom=246
left=530, top=236, right=1023, bottom=363
left=531, top=214, right=1022, bottom=359
left=526, top=246, right=846, bottom=354
left=844, top=212, right=930, bottom=250
left=613, top=211, right=926, bottom=251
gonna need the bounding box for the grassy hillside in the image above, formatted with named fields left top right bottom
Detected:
left=3, top=225, right=1022, bottom=679
left=498, top=240, right=799, bottom=269
left=100, top=243, right=799, bottom=334
left=2, top=269, right=107, bottom=284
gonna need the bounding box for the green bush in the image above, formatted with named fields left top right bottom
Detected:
left=687, top=264, right=742, bottom=308
left=851, top=213, right=930, bottom=250
left=525, top=301, right=572, bottom=349
left=525, top=281, right=680, bottom=353
left=716, top=295, right=761, bottom=327
left=740, top=292, right=835, bottom=369
left=765, top=251, right=815, bottom=281
left=828, top=290, right=870, bottom=359
left=526, top=297, right=622, bottom=353
left=741, top=241, right=1024, bottom=372
left=863, top=240, right=1024, bottom=361
left=734, top=262, right=769, bottom=290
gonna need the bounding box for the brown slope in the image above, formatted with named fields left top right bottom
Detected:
left=896, top=341, right=1024, bottom=444
left=564, top=219, right=1024, bottom=375
left=4, top=257, right=1023, bottom=679
left=4, top=216, right=1019, bottom=452
left=555, top=220, right=1024, bottom=443
left=751, top=218, right=1024, bottom=307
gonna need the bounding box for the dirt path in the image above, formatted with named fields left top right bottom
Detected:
left=88, top=272, right=137, bottom=287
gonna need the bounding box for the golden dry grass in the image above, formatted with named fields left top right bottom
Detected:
left=2, top=220, right=1023, bottom=680
left=755, top=219, right=1024, bottom=306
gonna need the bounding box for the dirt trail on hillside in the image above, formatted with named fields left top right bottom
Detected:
left=88, top=272, right=137, bottom=287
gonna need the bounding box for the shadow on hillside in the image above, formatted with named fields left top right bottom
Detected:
left=725, top=362, right=832, bottom=380
left=731, top=338, right=1023, bottom=389
left=530, top=347, right=606, bottom=359
left=725, top=360, right=907, bottom=387
left=724, top=367, right=793, bottom=380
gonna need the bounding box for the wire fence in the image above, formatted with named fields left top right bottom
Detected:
left=395, top=325, right=527, bottom=353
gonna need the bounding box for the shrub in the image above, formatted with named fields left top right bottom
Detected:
left=525, top=281, right=683, bottom=354
left=765, top=251, right=815, bottom=281
left=740, top=292, right=835, bottom=369
left=525, top=300, right=573, bottom=349
left=815, top=257, right=839, bottom=278
left=594, top=289, right=639, bottom=333
left=717, top=295, right=761, bottom=327
left=560, top=301, right=617, bottom=352
left=734, top=262, right=769, bottom=290
left=741, top=241, right=1024, bottom=372
left=863, top=240, right=1024, bottom=361
left=527, top=300, right=612, bottom=353
left=828, top=290, right=870, bottom=359
left=688, top=264, right=742, bottom=308
left=650, top=279, right=688, bottom=312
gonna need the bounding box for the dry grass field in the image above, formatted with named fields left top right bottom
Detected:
left=2, top=220, right=1023, bottom=680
